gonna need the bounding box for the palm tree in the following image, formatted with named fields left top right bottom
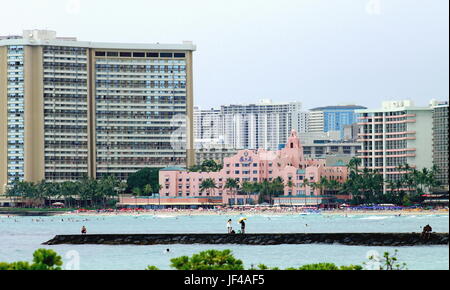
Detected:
left=200, top=178, right=218, bottom=197
left=271, top=177, right=285, bottom=205
left=132, top=187, right=142, bottom=196
left=286, top=180, right=294, bottom=206
left=326, top=179, right=341, bottom=208
left=143, top=184, right=153, bottom=196
left=259, top=180, right=272, bottom=204
left=241, top=181, right=253, bottom=205
left=224, top=178, right=239, bottom=206
left=348, top=157, right=362, bottom=174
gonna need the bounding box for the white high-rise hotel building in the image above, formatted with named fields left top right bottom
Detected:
left=356, top=100, right=435, bottom=187
left=194, top=100, right=309, bottom=151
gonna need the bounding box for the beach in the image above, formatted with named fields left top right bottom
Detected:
left=56, top=208, right=449, bottom=217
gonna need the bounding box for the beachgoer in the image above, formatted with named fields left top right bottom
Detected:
left=422, top=224, right=432, bottom=240
left=240, top=220, right=246, bottom=234
left=81, top=226, right=87, bottom=235
left=227, top=219, right=233, bottom=234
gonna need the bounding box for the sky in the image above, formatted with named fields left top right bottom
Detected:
left=0, top=0, right=448, bottom=110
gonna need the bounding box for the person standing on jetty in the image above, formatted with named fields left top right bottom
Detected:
left=81, top=226, right=87, bottom=235
left=239, top=218, right=246, bottom=234
left=227, top=219, right=233, bottom=234
left=422, top=224, right=433, bottom=240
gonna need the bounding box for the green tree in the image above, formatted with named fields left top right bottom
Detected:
left=241, top=181, right=255, bottom=205
left=31, top=249, right=63, bottom=270
left=224, top=178, right=239, bottom=205
left=132, top=187, right=143, bottom=197
left=199, top=178, right=218, bottom=196
left=365, top=250, right=407, bottom=270
left=169, top=250, right=244, bottom=270
left=126, top=168, right=161, bottom=194
left=0, top=249, right=63, bottom=270
left=143, top=184, right=154, bottom=196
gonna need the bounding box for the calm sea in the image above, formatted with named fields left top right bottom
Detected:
left=0, top=213, right=448, bottom=270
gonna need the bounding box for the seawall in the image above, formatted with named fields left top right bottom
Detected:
left=43, top=233, right=449, bottom=246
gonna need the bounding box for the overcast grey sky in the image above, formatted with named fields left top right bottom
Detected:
left=1, top=0, right=448, bottom=110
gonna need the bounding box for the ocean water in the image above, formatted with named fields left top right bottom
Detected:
left=0, top=213, right=448, bottom=270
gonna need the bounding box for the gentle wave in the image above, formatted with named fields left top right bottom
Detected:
left=360, top=216, right=393, bottom=220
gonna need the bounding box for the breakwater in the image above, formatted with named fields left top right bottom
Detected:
left=43, top=233, right=449, bottom=246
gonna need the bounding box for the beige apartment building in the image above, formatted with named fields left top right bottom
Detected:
left=356, top=100, right=434, bottom=192
left=0, top=30, right=195, bottom=194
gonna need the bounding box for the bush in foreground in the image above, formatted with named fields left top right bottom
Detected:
left=148, top=249, right=370, bottom=270
left=0, top=249, right=63, bottom=270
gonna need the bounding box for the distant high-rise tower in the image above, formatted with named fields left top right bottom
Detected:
left=310, top=105, right=367, bottom=137
left=431, top=100, right=449, bottom=190
left=0, top=30, right=196, bottom=193
left=194, top=100, right=308, bottom=151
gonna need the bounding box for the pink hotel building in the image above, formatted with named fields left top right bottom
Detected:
left=157, top=130, right=349, bottom=207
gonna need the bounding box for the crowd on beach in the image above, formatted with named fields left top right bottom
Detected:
left=60, top=206, right=449, bottom=217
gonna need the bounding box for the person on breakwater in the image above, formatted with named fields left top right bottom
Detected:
left=81, top=226, right=87, bottom=235
left=239, top=219, right=246, bottom=234
left=422, top=224, right=433, bottom=240
left=227, top=219, right=233, bottom=234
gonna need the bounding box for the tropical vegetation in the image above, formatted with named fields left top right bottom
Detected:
left=5, top=175, right=126, bottom=208
left=0, top=249, right=63, bottom=270
left=147, top=249, right=405, bottom=270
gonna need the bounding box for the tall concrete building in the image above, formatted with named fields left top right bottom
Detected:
left=306, top=110, right=324, bottom=133
left=194, top=99, right=308, bottom=151
left=0, top=30, right=195, bottom=194
left=193, top=107, right=224, bottom=149
left=356, top=100, right=434, bottom=190
left=431, top=100, right=449, bottom=190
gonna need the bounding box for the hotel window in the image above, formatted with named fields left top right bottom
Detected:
left=119, top=52, right=132, bottom=57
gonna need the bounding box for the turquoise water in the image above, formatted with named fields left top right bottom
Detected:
left=0, top=213, right=448, bottom=270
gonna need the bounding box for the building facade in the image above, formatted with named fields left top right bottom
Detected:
left=195, top=147, right=238, bottom=166
left=356, top=100, right=433, bottom=189
left=307, top=110, right=324, bottom=133
left=310, top=105, right=367, bottom=137
left=432, top=102, right=449, bottom=190
left=194, top=100, right=308, bottom=151
left=160, top=130, right=349, bottom=206
left=0, top=30, right=195, bottom=193
left=193, top=107, right=224, bottom=148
